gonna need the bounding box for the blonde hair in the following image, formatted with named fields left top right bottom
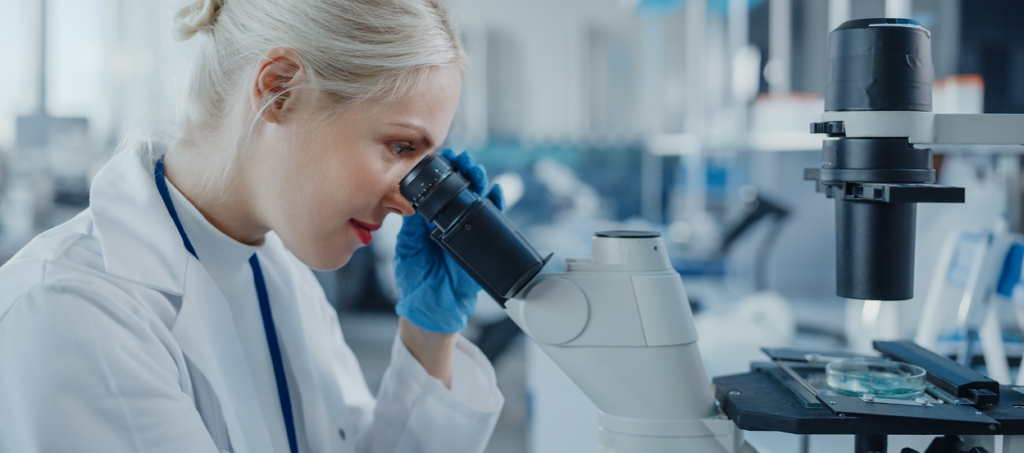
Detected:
left=173, top=0, right=465, bottom=121
left=160, top=0, right=466, bottom=193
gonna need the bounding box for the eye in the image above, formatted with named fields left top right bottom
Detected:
left=390, top=142, right=416, bottom=155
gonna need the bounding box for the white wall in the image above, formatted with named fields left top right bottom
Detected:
left=446, top=0, right=658, bottom=142
left=106, top=0, right=199, bottom=146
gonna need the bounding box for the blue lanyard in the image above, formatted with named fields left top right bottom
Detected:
left=155, top=157, right=299, bottom=453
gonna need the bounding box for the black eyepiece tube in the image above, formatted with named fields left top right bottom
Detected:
left=399, top=154, right=547, bottom=306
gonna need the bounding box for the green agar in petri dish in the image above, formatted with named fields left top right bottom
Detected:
left=826, top=358, right=926, bottom=399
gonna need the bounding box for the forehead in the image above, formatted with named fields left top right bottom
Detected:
left=364, top=67, right=462, bottom=131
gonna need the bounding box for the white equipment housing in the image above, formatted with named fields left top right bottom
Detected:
left=504, top=233, right=756, bottom=453
left=821, top=111, right=1024, bottom=146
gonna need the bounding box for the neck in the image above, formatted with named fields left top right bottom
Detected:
left=163, top=142, right=269, bottom=246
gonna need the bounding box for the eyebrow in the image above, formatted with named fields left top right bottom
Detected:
left=389, top=122, right=435, bottom=150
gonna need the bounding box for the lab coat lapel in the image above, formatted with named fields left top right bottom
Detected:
left=265, top=253, right=352, bottom=453
left=172, top=253, right=275, bottom=453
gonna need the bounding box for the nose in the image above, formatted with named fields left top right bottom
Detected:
left=383, top=184, right=416, bottom=216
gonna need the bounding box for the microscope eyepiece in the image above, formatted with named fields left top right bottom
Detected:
left=399, top=154, right=547, bottom=305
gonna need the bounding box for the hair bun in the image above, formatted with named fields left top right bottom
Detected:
left=171, top=0, right=223, bottom=42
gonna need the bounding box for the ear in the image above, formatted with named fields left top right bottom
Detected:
left=252, top=48, right=306, bottom=124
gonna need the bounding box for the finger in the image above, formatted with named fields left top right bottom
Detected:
left=397, top=214, right=430, bottom=244
left=395, top=214, right=440, bottom=261
left=452, top=151, right=488, bottom=195
left=486, top=184, right=506, bottom=212
left=438, top=148, right=457, bottom=162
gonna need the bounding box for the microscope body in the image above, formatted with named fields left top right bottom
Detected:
left=504, top=232, right=756, bottom=453
left=398, top=155, right=757, bottom=451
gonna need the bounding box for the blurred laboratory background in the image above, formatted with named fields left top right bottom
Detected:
left=3, top=0, right=1024, bottom=452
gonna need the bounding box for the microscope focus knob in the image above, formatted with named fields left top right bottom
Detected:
left=517, top=277, right=590, bottom=345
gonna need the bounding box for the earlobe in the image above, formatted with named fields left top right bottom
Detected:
left=252, top=48, right=305, bottom=124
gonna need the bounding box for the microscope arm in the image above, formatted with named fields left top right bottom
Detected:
left=503, top=233, right=758, bottom=453
left=818, top=111, right=1024, bottom=145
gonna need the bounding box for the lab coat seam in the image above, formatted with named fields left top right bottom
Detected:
left=81, top=292, right=147, bottom=453
left=5, top=229, right=89, bottom=268
left=41, top=260, right=175, bottom=322
left=0, top=287, right=31, bottom=326
left=0, top=261, right=45, bottom=325
left=50, top=233, right=91, bottom=262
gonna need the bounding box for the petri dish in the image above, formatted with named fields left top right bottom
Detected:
left=826, top=358, right=926, bottom=399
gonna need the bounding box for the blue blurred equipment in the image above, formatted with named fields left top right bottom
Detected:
left=634, top=0, right=687, bottom=15
left=633, top=0, right=763, bottom=16
left=394, top=149, right=505, bottom=334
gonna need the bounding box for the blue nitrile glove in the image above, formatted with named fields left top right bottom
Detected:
left=394, top=149, right=505, bottom=334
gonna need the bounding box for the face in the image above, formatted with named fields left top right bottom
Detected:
left=252, top=66, right=462, bottom=270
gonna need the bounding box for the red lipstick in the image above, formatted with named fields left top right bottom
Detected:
left=350, top=219, right=382, bottom=245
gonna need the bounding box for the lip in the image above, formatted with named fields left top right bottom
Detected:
left=349, top=219, right=381, bottom=245
left=350, top=219, right=382, bottom=231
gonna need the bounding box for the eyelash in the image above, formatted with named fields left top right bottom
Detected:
left=390, top=143, right=417, bottom=155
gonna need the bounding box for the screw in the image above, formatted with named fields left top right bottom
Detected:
left=465, top=224, right=472, bottom=230
left=990, top=424, right=997, bottom=431
left=729, top=390, right=742, bottom=396
left=976, top=412, right=983, bottom=415
left=862, top=394, right=875, bottom=402
left=915, top=398, right=928, bottom=405
left=838, top=413, right=846, bottom=419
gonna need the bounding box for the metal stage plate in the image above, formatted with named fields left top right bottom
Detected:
left=713, top=364, right=1024, bottom=436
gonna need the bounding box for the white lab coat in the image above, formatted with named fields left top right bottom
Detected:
left=0, top=150, right=504, bottom=453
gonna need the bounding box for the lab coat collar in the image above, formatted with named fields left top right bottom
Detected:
left=90, top=150, right=189, bottom=295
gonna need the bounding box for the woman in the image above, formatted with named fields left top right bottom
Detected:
left=0, top=0, right=505, bottom=452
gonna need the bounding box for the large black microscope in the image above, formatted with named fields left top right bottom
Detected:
left=715, top=18, right=1024, bottom=453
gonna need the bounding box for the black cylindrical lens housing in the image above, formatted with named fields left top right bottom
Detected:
left=836, top=198, right=916, bottom=300
left=826, top=18, right=933, bottom=112
left=825, top=138, right=934, bottom=301
left=806, top=19, right=965, bottom=301
left=399, top=154, right=546, bottom=306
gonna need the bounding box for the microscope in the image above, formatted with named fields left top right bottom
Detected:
left=719, top=18, right=1024, bottom=453
left=401, top=158, right=755, bottom=451
left=400, top=17, right=1024, bottom=453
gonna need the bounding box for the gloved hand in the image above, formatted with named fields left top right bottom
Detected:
left=394, top=149, right=505, bottom=334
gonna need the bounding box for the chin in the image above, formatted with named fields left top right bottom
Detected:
left=295, top=243, right=357, bottom=272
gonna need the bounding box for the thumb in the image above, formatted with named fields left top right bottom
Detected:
left=486, top=183, right=505, bottom=212
left=396, top=214, right=432, bottom=254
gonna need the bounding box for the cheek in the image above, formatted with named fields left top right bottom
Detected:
left=265, top=152, right=397, bottom=270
